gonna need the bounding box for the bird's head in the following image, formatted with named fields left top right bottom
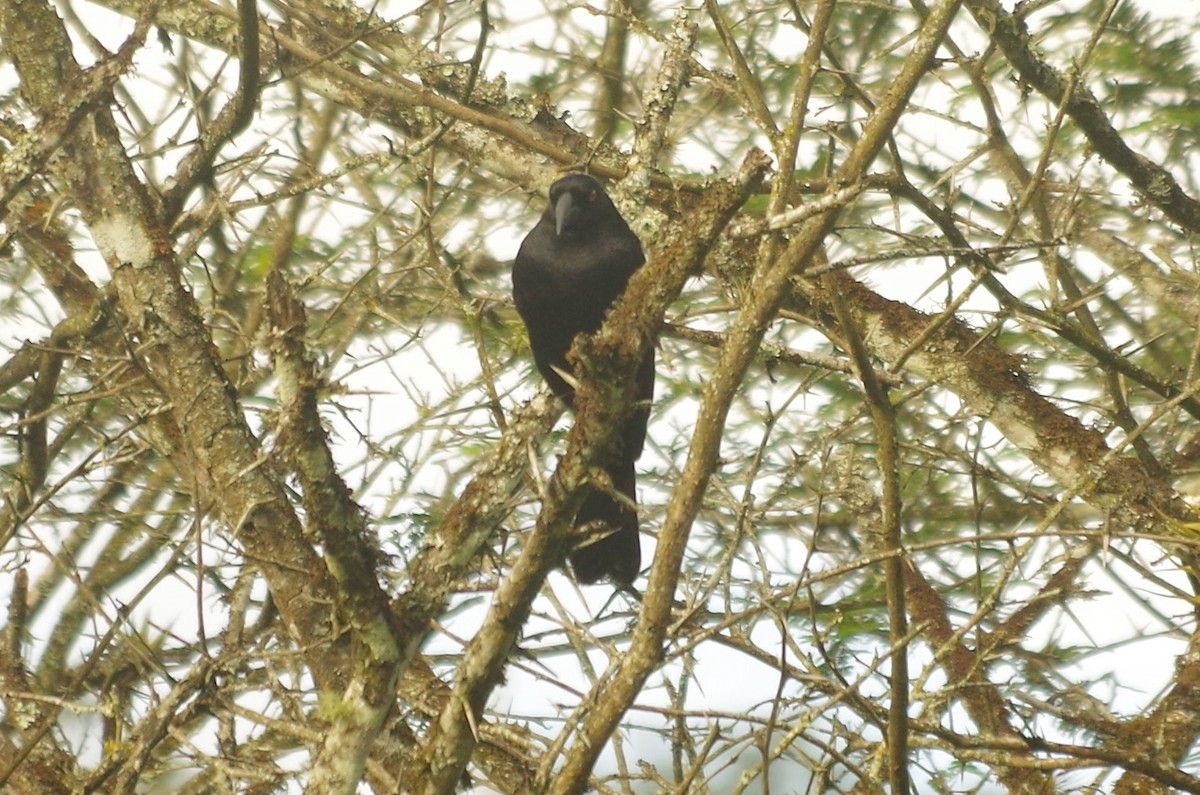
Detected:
left=548, top=174, right=610, bottom=238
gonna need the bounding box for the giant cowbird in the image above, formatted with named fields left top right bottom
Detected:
left=513, top=173, right=653, bottom=585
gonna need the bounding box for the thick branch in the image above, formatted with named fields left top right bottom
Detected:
left=548, top=2, right=965, bottom=786
left=964, top=0, right=1200, bottom=233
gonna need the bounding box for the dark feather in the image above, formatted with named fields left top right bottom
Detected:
left=512, top=174, right=651, bottom=584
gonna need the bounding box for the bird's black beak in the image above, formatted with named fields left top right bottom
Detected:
left=554, top=192, right=575, bottom=237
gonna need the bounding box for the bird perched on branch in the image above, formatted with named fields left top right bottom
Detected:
left=512, top=173, right=652, bottom=585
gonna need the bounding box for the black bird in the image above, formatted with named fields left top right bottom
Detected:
left=512, top=174, right=653, bottom=585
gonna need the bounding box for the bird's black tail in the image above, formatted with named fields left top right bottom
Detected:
left=570, top=456, right=641, bottom=585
